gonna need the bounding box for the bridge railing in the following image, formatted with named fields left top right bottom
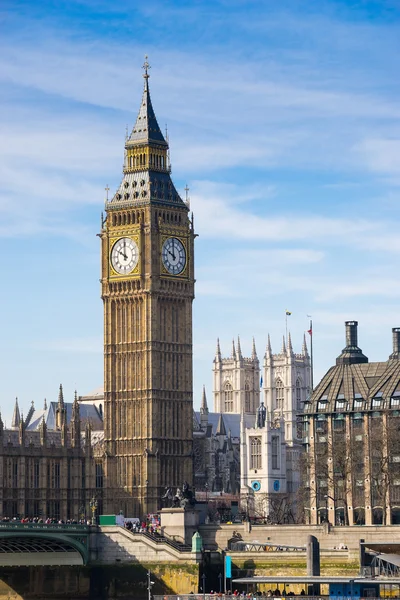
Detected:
left=0, top=522, right=91, bottom=532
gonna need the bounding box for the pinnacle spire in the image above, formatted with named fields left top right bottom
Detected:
left=11, top=397, right=20, bottom=429
left=215, top=338, right=221, bottom=361
left=43, top=398, right=47, bottom=411
left=287, top=331, right=293, bottom=354
left=58, top=384, right=64, bottom=407
left=302, top=333, right=309, bottom=356
left=266, top=334, right=272, bottom=356
left=251, top=337, right=258, bottom=360
left=237, top=336, right=242, bottom=359
left=200, top=385, right=209, bottom=415
left=231, top=339, right=236, bottom=360
left=281, top=335, right=286, bottom=354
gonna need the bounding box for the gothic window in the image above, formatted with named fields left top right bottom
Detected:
left=272, top=435, right=279, bottom=470
left=96, top=463, right=104, bottom=488
left=245, top=382, right=251, bottom=412
left=224, top=382, right=233, bottom=412
left=276, top=378, right=284, bottom=411
left=250, top=437, right=262, bottom=470
left=296, top=379, right=302, bottom=411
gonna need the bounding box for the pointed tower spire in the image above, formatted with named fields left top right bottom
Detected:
left=237, top=336, right=242, bottom=359
left=266, top=334, right=272, bottom=357
left=302, top=333, right=309, bottom=356
left=251, top=337, right=258, bottom=360
left=287, top=331, right=294, bottom=355
left=215, top=338, right=222, bottom=362
left=231, top=339, right=236, bottom=360
left=11, top=397, right=20, bottom=429
left=200, top=385, right=209, bottom=415
left=127, top=56, right=167, bottom=147
left=43, top=398, right=47, bottom=411
left=107, top=58, right=185, bottom=210
left=281, top=335, right=286, bottom=354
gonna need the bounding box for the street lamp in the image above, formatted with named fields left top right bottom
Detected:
left=147, top=570, right=154, bottom=600
left=90, top=497, right=98, bottom=525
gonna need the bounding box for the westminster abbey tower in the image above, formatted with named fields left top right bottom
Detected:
left=100, top=60, right=195, bottom=516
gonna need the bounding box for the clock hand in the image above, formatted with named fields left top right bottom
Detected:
left=119, top=250, right=128, bottom=260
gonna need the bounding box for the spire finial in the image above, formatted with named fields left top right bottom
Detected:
left=266, top=334, right=272, bottom=356
left=231, top=338, right=236, bottom=360
left=142, top=55, right=151, bottom=83
left=105, top=185, right=110, bottom=202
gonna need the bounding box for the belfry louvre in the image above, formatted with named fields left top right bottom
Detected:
left=302, top=321, right=400, bottom=526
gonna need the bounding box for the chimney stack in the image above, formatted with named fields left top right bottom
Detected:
left=336, top=320, right=368, bottom=366
left=345, top=321, right=358, bottom=348
left=390, top=327, right=400, bottom=360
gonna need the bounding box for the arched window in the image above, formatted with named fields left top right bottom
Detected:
left=276, top=378, right=284, bottom=411
left=250, top=437, right=262, bottom=469
left=245, top=382, right=251, bottom=412
left=296, top=379, right=302, bottom=410
left=224, top=382, right=233, bottom=412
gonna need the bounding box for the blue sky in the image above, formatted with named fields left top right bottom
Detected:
left=0, top=0, right=400, bottom=424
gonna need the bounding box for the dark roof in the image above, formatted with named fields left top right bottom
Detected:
left=127, top=79, right=167, bottom=146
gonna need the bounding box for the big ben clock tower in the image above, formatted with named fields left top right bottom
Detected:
left=100, top=59, right=195, bottom=516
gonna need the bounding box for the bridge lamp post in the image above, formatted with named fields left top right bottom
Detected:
left=147, top=570, right=154, bottom=600
left=90, top=497, right=98, bottom=525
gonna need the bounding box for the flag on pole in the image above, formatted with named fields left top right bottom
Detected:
left=308, top=326, right=313, bottom=336
left=285, top=310, right=292, bottom=316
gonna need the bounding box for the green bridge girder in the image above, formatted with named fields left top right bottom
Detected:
left=0, top=523, right=91, bottom=566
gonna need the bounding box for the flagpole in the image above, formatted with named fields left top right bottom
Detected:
left=310, top=318, right=314, bottom=391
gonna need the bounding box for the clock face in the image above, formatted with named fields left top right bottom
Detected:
left=162, top=237, right=186, bottom=275
left=111, top=237, right=139, bottom=275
